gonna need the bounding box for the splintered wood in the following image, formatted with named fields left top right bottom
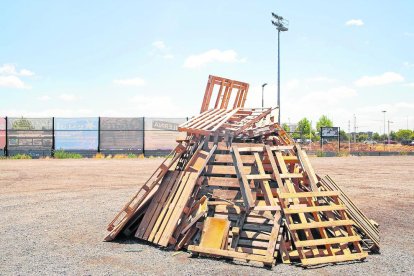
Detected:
left=105, top=75, right=378, bottom=268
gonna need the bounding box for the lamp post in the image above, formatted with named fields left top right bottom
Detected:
left=261, top=83, right=267, bottom=109
left=381, top=110, right=386, bottom=137
left=271, top=12, right=289, bottom=125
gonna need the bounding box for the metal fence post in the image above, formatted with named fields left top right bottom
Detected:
left=97, top=116, right=101, bottom=153
left=4, top=116, right=8, bottom=157
left=52, top=117, right=55, bottom=157
left=142, top=117, right=145, bottom=157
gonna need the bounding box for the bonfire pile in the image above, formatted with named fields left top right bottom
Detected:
left=105, top=75, right=379, bottom=267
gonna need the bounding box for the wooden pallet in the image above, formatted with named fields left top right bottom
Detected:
left=319, top=175, right=380, bottom=252
left=265, top=146, right=368, bottom=266
left=104, top=142, right=187, bottom=241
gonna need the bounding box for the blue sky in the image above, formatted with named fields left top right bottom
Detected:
left=0, top=0, right=413, bottom=133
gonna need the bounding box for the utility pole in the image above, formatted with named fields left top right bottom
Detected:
left=261, top=83, right=267, bottom=109
left=271, top=12, right=288, bottom=125
left=353, top=114, right=357, bottom=143
left=348, top=120, right=351, bottom=154
left=387, top=120, right=393, bottom=146
left=309, top=120, right=312, bottom=151
left=381, top=110, right=386, bottom=138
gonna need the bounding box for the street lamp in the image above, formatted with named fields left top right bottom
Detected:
left=272, top=12, right=289, bottom=125
left=261, top=83, right=268, bottom=108
left=381, top=110, right=386, bottom=138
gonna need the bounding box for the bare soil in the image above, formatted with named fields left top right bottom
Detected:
left=0, top=156, right=413, bottom=275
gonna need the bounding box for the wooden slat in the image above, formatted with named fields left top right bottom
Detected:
left=284, top=205, right=346, bottom=214
left=300, top=252, right=367, bottom=266
left=278, top=191, right=340, bottom=199
left=188, top=245, right=274, bottom=265
left=288, top=220, right=354, bottom=230
left=231, top=146, right=255, bottom=209
left=295, top=236, right=361, bottom=247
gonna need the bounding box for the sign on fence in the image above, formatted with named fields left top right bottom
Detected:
left=145, top=118, right=186, bottom=152
left=0, top=118, right=5, bottom=152
left=55, top=118, right=98, bottom=150
left=7, top=118, right=53, bottom=151
left=100, top=117, right=144, bottom=151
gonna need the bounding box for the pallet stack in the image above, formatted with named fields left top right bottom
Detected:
left=105, top=75, right=379, bottom=267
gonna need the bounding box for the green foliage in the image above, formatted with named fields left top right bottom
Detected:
left=54, top=150, right=82, bottom=159
left=282, top=123, right=290, bottom=132
left=127, top=153, right=138, bottom=158
left=10, top=154, right=32, bottom=159
left=316, top=115, right=333, bottom=132
left=316, top=151, right=326, bottom=157
left=297, top=118, right=312, bottom=135
left=372, top=132, right=381, bottom=141
left=339, top=130, right=349, bottom=141
left=356, top=133, right=369, bottom=142
left=395, top=129, right=413, bottom=141
left=389, top=131, right=397, bottom=140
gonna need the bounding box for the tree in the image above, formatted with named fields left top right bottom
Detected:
left=282, top=123, right=290, bottom=132
left=389, top=131, right=397, bottom=140
left=316, top=115, right=333, bottom=132
left=339, top=130, right=349, bottom=141
left=297, top=118, right=311, bottom=136
left=372, top=132, right=381, bottom=141
left=395, top=129, right=413, bottom=141
left=356, top=133, right=368, bottom=142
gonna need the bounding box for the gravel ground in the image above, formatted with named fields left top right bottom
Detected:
left=0, top=156, right=413, bottom=275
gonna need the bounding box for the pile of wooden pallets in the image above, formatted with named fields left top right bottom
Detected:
left=105, top=75, right=379, bottom=267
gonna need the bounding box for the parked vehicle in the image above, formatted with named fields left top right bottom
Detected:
left=363, top=140, right=377, bottom=145
left=410, top=141, right=414, bottom=146
left=382, top=140, right=398, bottom=144
left=401, top=139, right=412, bottom=146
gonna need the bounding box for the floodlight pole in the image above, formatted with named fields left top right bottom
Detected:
left=272, top=12, right=288, bottom=125
left=261, top=83, right=268, bottom=109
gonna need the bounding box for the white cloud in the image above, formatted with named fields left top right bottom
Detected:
left=38, top=95, right=51, bottom=101
left=403, top=32, right=414, bottom=37
left=404, top=83, right=414, bottom=88
left=0, top=64, right=34, bottom=76
left=59, top=94, right=78, bottom=102
left=113, top=77, right=146, bottom=87
left=183, top=49, right=246, bottom=69
left=152, top=41, right=167, bottom=50
left=151, top=40, right=174, bottom=59
left=345, top=19, right=364, bottom=27
left=354, top=72, right=404, bottom=87
left=0, top=64, right=34, bottom=89
left=0, top=75, right=30, bottom=89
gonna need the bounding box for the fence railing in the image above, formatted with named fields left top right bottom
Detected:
left=0, top=117, right=188, bottom=157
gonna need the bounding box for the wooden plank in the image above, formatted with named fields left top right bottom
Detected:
left=296, top=145, right=319, bottom=191
left=205, top=165, right=253, bottom=175
left=237, top=239, right=269, bottom=248
left=231, top=146, right=255, bottom=210
left=278, top=191, right=340, bottom=199
left=243, top=223, right=273, bottom=232
left=212, top=154, right=255, bottom=164
left=284, top=205, right=346, bottom=214
left=199, top=217, right=230, bottom=249
left=288, top=220, right=354, bottom=230
left=204, top=177, right=255, bottom=188
left=300, top=252, right=367, bottom=266
left=135, top=171, right=177, bottom=239
left=239, top=231, right=270, bottom=240
left=295, top=236, right=361, bottom=247
left=188, top=245, right=274, bottom=265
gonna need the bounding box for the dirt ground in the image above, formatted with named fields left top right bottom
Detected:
left=0, top=156, right=413, bottom=275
